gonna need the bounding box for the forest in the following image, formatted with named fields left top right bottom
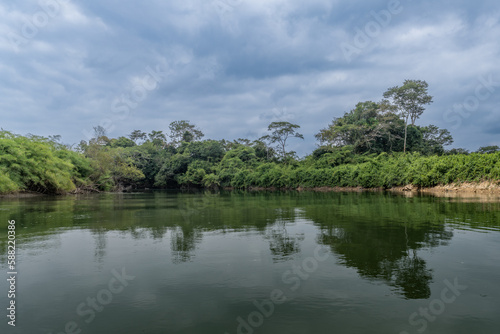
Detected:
left=1, top=80, right=499, bottom=194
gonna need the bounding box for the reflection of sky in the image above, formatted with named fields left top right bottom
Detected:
left=1, top=0, right=500, bottom=154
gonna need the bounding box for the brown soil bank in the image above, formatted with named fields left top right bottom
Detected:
left=295, top=181, right=500, bottom=194
left=390, top=181, right=500, bottom=194
left=296, top=182, right=500, bottom=200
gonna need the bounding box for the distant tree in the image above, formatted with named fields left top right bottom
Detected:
left=234, top=138, right=252, bottom=146
left=219, top=138, right=253, bottom=152
left=383, top=80, right=433, bottom=153
left=445, top=148, right=469, bottom=155
left=252, top=139, right=276, bottom=161
left=109, top=136, right=136, bottom=148
left=48, top=135, right=62, bottom=143
left=476, top=145, right=500, bottom=154
left=418, top=125, right=453, bottom=155
left=76, top=140, right=88, bottom=153
left=223, top=145, right=258, bottom=163
left=129, top=130, right=147, bottom=144
left=91, top=126, right=110, bottom=146
left=47, top=134, right=73, bottom=150
left=148, top=130, right=167, bottom=148
left=169, top=120, right=204, bottom=146
left=260, top=121, right=304, bottom=162
left=179, top=140, right=225, bottom=163
left=182, top=131, right=194, bottom=143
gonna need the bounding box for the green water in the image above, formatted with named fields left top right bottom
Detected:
left=1, top=191, right=499, bottom=334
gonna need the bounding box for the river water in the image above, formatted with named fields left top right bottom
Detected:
left=1, top=191, right=499, bottom=334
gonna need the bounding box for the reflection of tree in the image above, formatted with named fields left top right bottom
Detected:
left=177, top=192, right=213, bottom=225
left=92, top=229, right=107, bottom=264
left=169, top=193, right=210, bottom=263
left=314, top=211, right=452, bottom=299
left=150, top=226, right=168, bottom=240
left=393, top=250, right=432, bottom=299
left=390, top=224, right=432, bottom=299
left=170, top=226, right=202, bottom=264
left=265, top=219, right=303, bottom=262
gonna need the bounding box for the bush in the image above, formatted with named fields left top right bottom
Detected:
left=0, top=132, right=82, bottom=193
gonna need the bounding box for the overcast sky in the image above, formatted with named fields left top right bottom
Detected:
left=1, top=0, right=499, bottom=156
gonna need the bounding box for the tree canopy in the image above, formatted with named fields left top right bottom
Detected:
left=260, top=121, right=304, bottom=162
left=169, top=120, right=204, bottom=147
left=383, top=80, right=433, bottom=152
left=315, top=101, right=451, bottom=155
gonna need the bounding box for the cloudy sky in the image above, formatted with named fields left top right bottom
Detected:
left=1, top=0, right=499, bottom=155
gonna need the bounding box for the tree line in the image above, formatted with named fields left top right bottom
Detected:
left=1, top=80, right=499, bottom=194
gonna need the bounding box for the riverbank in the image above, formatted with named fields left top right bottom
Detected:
left=224, top=182, right=500, bottom=198
left=2, top=130, right=500, bottom=196
left=3, top=182, right=500, bottom=199
left=240, top=182, right=499, bottom=201
left=391, top=181, right=500, bottom=194
left=248, top=183, right=500, bottom=201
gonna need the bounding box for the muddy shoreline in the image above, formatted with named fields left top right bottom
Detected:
left=2, top=181, right=500, bottom=199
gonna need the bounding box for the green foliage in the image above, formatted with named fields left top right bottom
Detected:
left=311, top=146, right=356, bottom=167
left=179, top=140, right=225, bottom=162
left=202, top=173, right=220, bottom=189
left=316, top=100, right=450, bottom=156
left=0, top=131, right=83, bottom=193
left=223, top=145, right=258, bottom=163
left=178, top=165, right=207, bottom=187
left=383, top=79, right=433, bottom=153
left=81, top=136, right=144, bottom=191
left=108, top=136, right=136, bottom=148
left=477, top=145, right=500, bottom=154
left=211, top=151, right=500, bottom=190
left=316, top=101, right=400, bottom=153
left=383, top=80, right=433, bottom=125
left=445, top=148, right=469, bottom=155
left=129, top=130, right=147, bottom=144
left=121, top=141, right=168, bottom=187
left=54, top=149, right=93, bottom=186
left=260, top=121, right=304, bottom=162
left=1, top=113, right=497, bottom=195
left=169, top=120, right=204, bottom=147
left=0, top=168, right=19, bottom=193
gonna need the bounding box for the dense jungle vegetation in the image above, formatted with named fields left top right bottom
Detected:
left=1, top=80, right=499, bottom=194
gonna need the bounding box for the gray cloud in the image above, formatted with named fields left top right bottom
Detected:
left=1, top=0, right=499, bottom=155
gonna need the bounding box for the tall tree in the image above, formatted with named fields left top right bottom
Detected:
left=129, top=130, right=147, bottom=144
left=260, top=121, right=304, bottom=162
left=148, top=130, right=167, bottom=148
left=383, top=80, right=433, bottom=153
left=169, top=120, right=204, bottom=147
left=92, top=126, right=110, bottom=146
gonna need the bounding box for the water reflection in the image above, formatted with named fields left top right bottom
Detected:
left=303, top=194, right=458, bottom=299
left=0, top=191, right=499, bottom=301
left=316, top=224, right=437, bottom=299
left=92, top=229, right=107, bottom=264
left=265, top=219, right=304, bottom=262
left=170, top=226, right=202, bottom=263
